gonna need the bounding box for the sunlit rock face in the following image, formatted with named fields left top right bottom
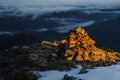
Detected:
left=46, top=26, right=120, bottom=63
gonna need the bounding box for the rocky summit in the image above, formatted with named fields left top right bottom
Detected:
left=0, top=26, right=120, bottom=80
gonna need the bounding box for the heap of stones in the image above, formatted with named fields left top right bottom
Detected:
left=49, top=27, right=120, bottom=66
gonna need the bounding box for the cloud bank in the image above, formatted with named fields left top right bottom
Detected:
left=0, top=0, right=120, bottom=16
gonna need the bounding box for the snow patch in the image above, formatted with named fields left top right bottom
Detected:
left=37, top=65, right=82, bottom=80
left=37, top=63, right=120, bottom=80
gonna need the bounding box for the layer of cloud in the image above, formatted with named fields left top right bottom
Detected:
left=0, top=0, right=120, bottom=16
left=0, top=31, right=18, bottom=36
left=55, top=20, right=95, bottom=33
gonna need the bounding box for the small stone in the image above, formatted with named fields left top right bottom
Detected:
left=63, top=74, right=76, bottom=80
left=78, top=66, right=88, bottom=74
left=51, top=53, right=57, bottom=57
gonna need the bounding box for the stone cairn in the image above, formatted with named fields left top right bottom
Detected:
left=42, top=26, right=120, bottom=66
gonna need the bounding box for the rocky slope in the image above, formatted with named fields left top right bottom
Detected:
left=0, top=26, right=120, bottom=80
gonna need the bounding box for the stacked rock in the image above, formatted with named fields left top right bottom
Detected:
left=56, top=27, right=120, bottom=64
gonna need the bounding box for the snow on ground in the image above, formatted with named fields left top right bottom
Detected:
left=37, top=62, right=120, bottom=80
